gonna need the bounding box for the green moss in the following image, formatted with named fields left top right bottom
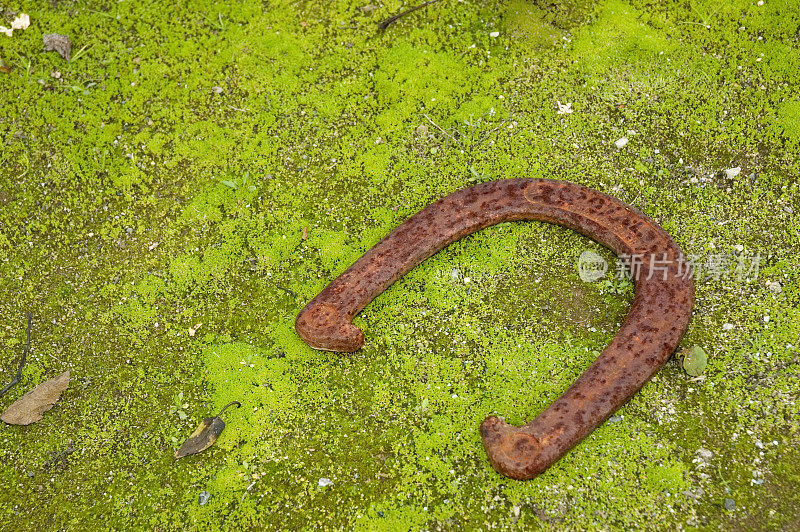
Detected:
left=772, top=99, right=800, bottom=144
left=1, top=0, right=799, bottom=529
left=571, top=0, right=675, bottom=74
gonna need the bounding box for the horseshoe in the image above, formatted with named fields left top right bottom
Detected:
left=295, top=179, right=694, bottom=480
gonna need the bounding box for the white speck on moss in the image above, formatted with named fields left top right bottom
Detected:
left=725, top=167, right=741, bottom=178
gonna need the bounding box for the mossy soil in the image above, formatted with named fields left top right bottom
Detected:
left=1, top=0, right=799, bottom=529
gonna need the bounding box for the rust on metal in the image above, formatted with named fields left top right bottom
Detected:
left=295, top=179, right=694, bottom=480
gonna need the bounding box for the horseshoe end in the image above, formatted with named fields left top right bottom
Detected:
left=295, top=303, right=365, bottom=352
left=480, top=416, right=546, bottom=480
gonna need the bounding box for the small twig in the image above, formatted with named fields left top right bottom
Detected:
left=274, top=284, right=298, bottom=298
left=470, top=117, right=513, bottom=148
left=16, top=151, right=30, bottom=180
left=216, top=401, right=242, bottom=418
left=378, top=0, right=443, bottom=31
left=422, top=113, right=462, bottom=147
left=0, top=313, right=33, bottom=399
left=70, top=43, right=94, bottom=63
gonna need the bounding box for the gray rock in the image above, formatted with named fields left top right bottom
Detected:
left=723, top=498, right=735, bottom=511
left=43, top=33, right=72, bottom=61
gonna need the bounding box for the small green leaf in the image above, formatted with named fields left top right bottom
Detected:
left=221, top=180, right=237, bottom=189
left=681, top=346, right=707, bottom=376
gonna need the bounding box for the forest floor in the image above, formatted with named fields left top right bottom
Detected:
left=1, top=0, right=798, bottom=529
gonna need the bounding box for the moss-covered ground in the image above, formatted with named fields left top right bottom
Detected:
left=1, top=0, right=799, bottom=529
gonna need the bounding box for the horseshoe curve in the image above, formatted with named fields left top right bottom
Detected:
left=295, top=179, right=694, bottom=480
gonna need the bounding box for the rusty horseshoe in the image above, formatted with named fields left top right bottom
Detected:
left=295, top=179, right=694, bottom=480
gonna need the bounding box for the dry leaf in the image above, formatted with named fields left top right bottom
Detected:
left=43, top=33, right=72, bottom=61
left=302, top=226, right=308, bottom=240
left=1, top=370, right=70, bottom=425
left=11, top=13, right=30, bottom=30
left=174, top=401, right=240, bottom=459
left=188, top=323, right=202, bottom=337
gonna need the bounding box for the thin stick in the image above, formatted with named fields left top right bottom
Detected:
left=470, top=118, right=513, bottom=148
left=378, top=0, right=443, bottom=31
left=0, top=313, right=32, bottom=399
left=274, top=284, right=298, bottom=298
left=422, top=113, right=462, bottom=147
left=216, top=401, right=242, bottom=418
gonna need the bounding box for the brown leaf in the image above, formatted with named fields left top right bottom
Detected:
left=174, top=401, right=240, bottom=459
left=1, top=370, right=70, bottom=425
left=43, top=33, right=72, bottom=61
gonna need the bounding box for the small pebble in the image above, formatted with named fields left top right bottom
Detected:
left=489, top=31, right=500, bottom=38
left=722, top=323, right=734, bottom=331
left=723, top=498, right=736, bottom=511
left=767, top=281, right=782, bottom=293
left=614, top=137, right=628, bottom=149
left=198, top=491, right=211, bottom=505
left=318, top=478, right=333, bottom=487
left=211, top=86, right=224, bottom=94
left=608, top=415, right=623, bottom=423
left=724, top=167, right=741, bottom=178
left=697, top=448, right=713, bottom=462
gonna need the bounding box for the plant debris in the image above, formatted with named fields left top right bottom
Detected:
left=1, top=13, right=30, bottom=37
left=1, top=370, right=70, bottom=425
left=43, top=33, right=72, bottom=61
left=378, top=0, right=442, bottom=31
left=680, top=346, right=708, bottom=377
left=0, top=313, right=32, bottom=399
left=174, top=401, right=241, bottom=459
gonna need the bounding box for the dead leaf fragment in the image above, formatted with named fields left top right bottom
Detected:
left=302, top=226, right=308, bottom=240
left=1, top=370, right=70, bottom=425
left=43, top=33, right=72, bottom=61
left=188, top=323, right=202, bottom=337
left=1, top=13, right=30, bottom=37
left=174, top=401, right=240, bottom=459
left=12, top=13, right=30, bottom=31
